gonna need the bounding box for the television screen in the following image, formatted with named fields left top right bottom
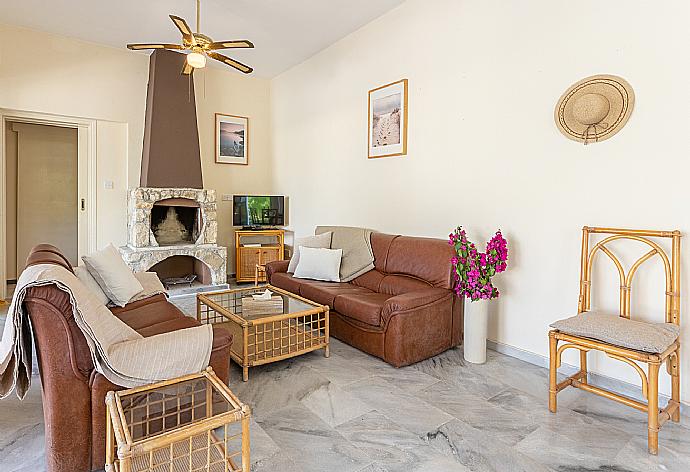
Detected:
left=233, top=195, right=285, bottom=227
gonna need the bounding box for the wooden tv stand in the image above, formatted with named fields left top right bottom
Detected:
left=235, top=229, right=285, bottom=283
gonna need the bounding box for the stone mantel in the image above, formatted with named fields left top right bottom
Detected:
left=119, top=244, right=227, bottom=285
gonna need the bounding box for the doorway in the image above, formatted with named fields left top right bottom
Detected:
left=6, top=122, right=79, bottom=281
left=1, top=110, right=96, bottom=300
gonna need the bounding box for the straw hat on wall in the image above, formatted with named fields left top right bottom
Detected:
left=554, top=74, right=635, bottom=144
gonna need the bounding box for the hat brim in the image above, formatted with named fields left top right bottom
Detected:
left=555, top=75, right=635, bottom=143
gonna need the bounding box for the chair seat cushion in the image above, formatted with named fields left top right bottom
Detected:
left=550, top=311, right=680, bottom=353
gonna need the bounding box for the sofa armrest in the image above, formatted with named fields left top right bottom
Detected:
left=382, top=288, right=452, bottom=324
left=266, top=260, right=290, bottom=281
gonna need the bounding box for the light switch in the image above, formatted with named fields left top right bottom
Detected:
left=222, top=194, right=233, bottom=201
left=104, top=180, right=114, bottom=189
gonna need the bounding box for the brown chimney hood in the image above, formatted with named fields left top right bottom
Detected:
left=140, top=49, right=203, bottom=189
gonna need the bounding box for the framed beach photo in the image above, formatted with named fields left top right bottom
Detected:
left=215, top=113, right=249, bottom=165
left=368, top=79, right=408, bottom=159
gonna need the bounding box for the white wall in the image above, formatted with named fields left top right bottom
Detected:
left=194, top=69, right=272, bottom=272
left=0, top=23, right=272, bottom=268
left=270, top=0, right=690, bottom=401
left=0, top=23, right=148, bottom=248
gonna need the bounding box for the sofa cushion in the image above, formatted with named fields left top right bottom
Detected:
left=111, top=294, right=184, bottom=330
left=300, top=282, right=373, bottom=308
left=384, top=236, right=454, bottom=289
left=271, top=271, right=309, bottom=295
left=551, top=311, right=680, bottom=354
left=382, top=288, right=452, bottom=322
left=351, top=270, right=385, bottom=292
left=379, top=274, right=433, bottom=296
left=370, top=233, right=397, bottom=271
left=333, top=292, right=393, bottom=327
left=135, top=316, right=199, bottom=337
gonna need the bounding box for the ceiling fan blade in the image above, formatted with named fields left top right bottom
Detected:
left=127, top=43, right=183, bottom=50
left=181, top=61, right=194, bottom=76
left=208, top=52, right=253, bottom=74
left=169, top=15, right=195, bottom=45
left=207, top=40, right=254, bottom=50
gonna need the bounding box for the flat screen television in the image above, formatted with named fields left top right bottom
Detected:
left=233, top=195, right=285, bottom=228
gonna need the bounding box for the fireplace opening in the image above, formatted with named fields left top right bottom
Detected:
left=149, top=255, right=212, bottom=287
left=150, top=198, right=200, bottom=246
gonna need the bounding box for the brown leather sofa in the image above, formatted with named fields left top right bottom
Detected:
left=22, top=245, right=232, bottom=472
left=267, top=233, right=463, bottom=367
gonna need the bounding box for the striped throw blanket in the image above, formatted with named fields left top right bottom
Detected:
left=0, top=264, right=212, bottom=399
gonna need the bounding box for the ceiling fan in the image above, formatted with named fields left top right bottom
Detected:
left=127, top=0, right=254, bottom=75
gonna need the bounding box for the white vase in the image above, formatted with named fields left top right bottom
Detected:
left=463, top=299, right=489, bottom=364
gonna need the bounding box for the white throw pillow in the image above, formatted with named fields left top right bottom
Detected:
left=82, top=244, right=144, bottom=307
left=293, top=246, right=342, bottom=282
left=74, top=265, right=111, bottom=306
left=288, top=232, right=332, bottom=273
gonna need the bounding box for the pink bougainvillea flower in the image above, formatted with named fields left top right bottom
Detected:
left=448, top=226, right=508, bottom=302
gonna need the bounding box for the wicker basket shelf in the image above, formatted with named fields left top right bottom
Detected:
left=105, top=368, right=250, bottom=472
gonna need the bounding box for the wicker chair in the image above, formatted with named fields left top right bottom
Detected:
left=548, top=227, right=681, bottom=455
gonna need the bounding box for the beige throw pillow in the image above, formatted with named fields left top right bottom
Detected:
left=287, top=232, right=333, bottom=273
left=315, top=226, right=374, bottom=282
left=82, top=244, right=143, bottom=307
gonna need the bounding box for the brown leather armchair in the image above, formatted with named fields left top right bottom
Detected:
left=267, top=233, right=463, bottom=367
left=22, top=245, right=232, bottom=472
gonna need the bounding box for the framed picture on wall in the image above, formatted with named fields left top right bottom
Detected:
left=215, top=113, right=249, bottom=165
left=368, top=79, right=408, bottom=159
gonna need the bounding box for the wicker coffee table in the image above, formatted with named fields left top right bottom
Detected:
left=197, top=285, right=329, bottom=381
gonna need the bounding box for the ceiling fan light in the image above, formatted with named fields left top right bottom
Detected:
left=186, top=52, right=206, bottom=68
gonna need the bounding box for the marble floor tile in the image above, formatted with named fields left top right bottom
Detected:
left=337, top=410, right=464, bottom=472
left=300, top=381, right=374, bottom=427
left=249, top=450, right=299, bottom=472
left=226, top=360, right=331, bottom=421
left=514, top=415, right=634, bottom=470
left=565, top=391, right=690, bottom=459
left=425, top=419, right=552, bottom=472
left=303, top=348, right=378, bottom=387
left=614, top=435, right=690, bottom=472
left=343, top=376, right=454, bottom=436
left=257, top=404, right=372, bottom=472
left=411, top=347, right=512, bottom=399
left=375, top=368, right=441, bottom=394
left=418, top=381, right=541, bottom=446
left=336, top=411, right=427, bottom=460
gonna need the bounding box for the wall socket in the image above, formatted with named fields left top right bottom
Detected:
left=221, top=194, right=233, bottom=201
left=103, top=180, right=114, bottom=189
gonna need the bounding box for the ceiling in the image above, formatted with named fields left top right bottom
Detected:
left=0, top=0, right=406, bottom=78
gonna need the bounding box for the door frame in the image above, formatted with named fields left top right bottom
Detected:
left=0, top=109, right=97, bottom=300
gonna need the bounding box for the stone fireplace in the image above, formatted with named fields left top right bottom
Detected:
left=120, top=50, right=227, bottom=286
left=119, top=188, right=227, bottom=286
left=119, top=50, right=228, bottom=288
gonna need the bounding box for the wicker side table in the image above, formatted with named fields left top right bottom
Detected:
left=105, top=367, right=250, bottom=472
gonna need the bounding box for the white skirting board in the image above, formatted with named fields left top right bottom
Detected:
left=487, top=340, right=688, bottom=414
